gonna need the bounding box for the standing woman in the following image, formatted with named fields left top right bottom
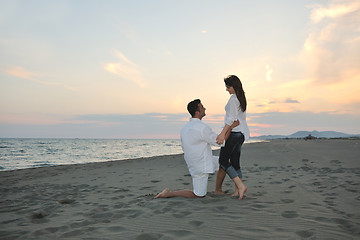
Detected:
left=215, top=75, right=250, bottom=200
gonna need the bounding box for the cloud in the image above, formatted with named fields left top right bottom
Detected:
left=303, top=0, right=360, bottom=85
left=5, top=66, right=75, bottom=91
left=248, top=111, right=360, bottom=136
left=72, top=113, right=187, bottom=125
left=2, top=111, right=359, bottom=138
left=253, top=98, right=300, bottom=112
left=0, top=112, right=190, bottom=138
left=104, top=50, right=147, bottom=88
left=248, top=123, right=273, bottom=128
left=285, top=98, right=300, bottom=103
left=310, top=0, right=360, bottom=23
left=6, top=66, right=42, bottom=80
left=265, top=64, right=273, bottom=82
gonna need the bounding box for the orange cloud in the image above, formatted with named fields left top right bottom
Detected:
left=248, top=123, right=273, bottom=128
left=203, top=115, right=224, bottom=124
left=104, top=50, right=147, bottom=88
left=5, top=66, right=75, bottom=91
left=303, top=0, right=360, bottom=85
left=6, top=66, right=42, bottom=80
left=310, top=1, right=360, bottom=23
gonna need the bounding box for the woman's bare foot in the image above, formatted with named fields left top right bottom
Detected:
left=238, top=186, right=247, bottom=200
left=154, top=188, right=170, bottom=199
left=232, top=186, right=239, bottom=196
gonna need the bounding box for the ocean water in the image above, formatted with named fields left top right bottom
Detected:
left=0, top=138, right=263, bottom=171
left=0, top=138, right=184, bottom=171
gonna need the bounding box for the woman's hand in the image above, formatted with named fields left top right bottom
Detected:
left=216, top=133, right=225, bottom=145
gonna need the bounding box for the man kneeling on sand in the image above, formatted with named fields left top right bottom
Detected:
left=154, top=99, right=238, bottom=199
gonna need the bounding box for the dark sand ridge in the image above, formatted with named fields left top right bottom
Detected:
left=1, top=139, right=359, bottom=239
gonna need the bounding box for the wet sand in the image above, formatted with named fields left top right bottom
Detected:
left=1, top=139, right=359, bottom=239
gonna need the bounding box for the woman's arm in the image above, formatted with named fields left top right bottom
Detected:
left=217, top=120, right=239, bottom=145
left=217, top=97, right=239, bottom=144
left=225, top=120, right=239, bottom=140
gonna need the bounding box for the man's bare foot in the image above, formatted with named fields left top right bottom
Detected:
left=154, top=188, right=170, bottom=199
left=214, top=190, right=225, bottom=195
left=239, top=186, right=247, bottom=200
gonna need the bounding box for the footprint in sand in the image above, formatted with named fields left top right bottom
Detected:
left=30, top=212, right=48, bottom=220
left=213, top=206, right=227, bottom=212
left=299, top=166, right=312, bottom=172
left=269, top=181, right=282, bottom=184
left=345, top=188, right=358, bottom=193
left=173, top=210, right=192, bottom=218
left=330, top=159, right=342, bottom=165
left=252, top=191, right=266, bottom=197
left=296, top=230, right=315, bottom=238
left=189, top=220, right=203, bottom=227
left=58, top=199, right=75, bottom=204
left=281, top=211, right=299, bottom=218
left=168, top=230, right=192, bottom=237
left=280, top=199, right=294, bottom=204
left=312, top=182, right=322, bottom=186
left=282, top=190, right=293, bottom=194
left=135, top=233, right=164, bottom=240
left=114, top=188, right=130, bottom=193
left=135, top=233, right=163, bottom=240
left=60, top=230, right=84, bottom=238
left=107, top=226, right=126, bottom=232
left=116, top=209, right=144, bottom=219
left=251, top=204, right=267, bottom=210
left=331, top=218, right=357, bottom=232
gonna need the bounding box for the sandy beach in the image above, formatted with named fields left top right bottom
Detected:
left=1, top=139, right=359, bottom=239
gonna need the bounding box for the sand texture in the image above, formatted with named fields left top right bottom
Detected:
left=1, top=139, right=360, bottom=239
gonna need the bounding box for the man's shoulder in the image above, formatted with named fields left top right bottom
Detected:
left=181, top=119, right=208, bottom=132
left=189, top=119, right=208, bottom=127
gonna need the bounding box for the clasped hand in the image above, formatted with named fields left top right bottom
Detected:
left=216, top=134, right=225, bottom=145
left=216, top=120, right=240, bottom=145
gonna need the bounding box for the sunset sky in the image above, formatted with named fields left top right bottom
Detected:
left=1, top=0, right=359, bottom=139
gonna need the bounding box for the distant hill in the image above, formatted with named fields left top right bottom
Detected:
left=252, top=131, right=360, bottom=140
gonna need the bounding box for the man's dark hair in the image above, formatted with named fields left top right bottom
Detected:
left=187, top=99, right=201, bottom=117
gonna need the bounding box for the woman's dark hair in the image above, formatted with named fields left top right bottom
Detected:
left=224, top=75, right=247, bottom=112
left=187, top=99, right=201, bottom=117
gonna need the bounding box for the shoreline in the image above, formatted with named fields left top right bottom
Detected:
left=0, top=138, right=266, bottom=172
left=1, top=139, right=359, bottom=239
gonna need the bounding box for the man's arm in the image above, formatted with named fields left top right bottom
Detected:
left=203, top=120, right=239, bottom=147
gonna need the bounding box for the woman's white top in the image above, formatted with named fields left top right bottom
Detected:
left=224, top=94, right=250, bottom=141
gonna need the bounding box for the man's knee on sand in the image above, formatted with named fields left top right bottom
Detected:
left=192, top=173, right=209, bottom=197
left=194, top=193, right=206, bottom=198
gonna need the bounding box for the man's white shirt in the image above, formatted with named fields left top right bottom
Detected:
left=180, top=118, right=223, bottom=176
